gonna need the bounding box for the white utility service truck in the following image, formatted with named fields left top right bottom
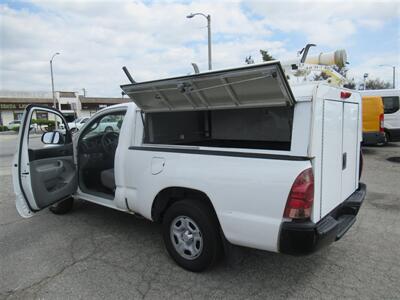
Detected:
left=13, top=58, right=366, bottom=272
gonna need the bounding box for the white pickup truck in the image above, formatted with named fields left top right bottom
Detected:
left=12, top=61, right=366, bottom=272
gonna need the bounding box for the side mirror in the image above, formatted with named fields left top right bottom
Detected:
left=41, top=131, right=64, bottom=145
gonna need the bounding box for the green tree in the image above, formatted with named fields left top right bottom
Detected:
left=313, top=71, right=330, bottom=81
left=260, top=50, right=275, bottom=62
left=365, top=78, right=391, bottom=90
left=333, top=65, right=348, bottom=77
left=245, top=55, right=255, bottom=64
left=343, top=79, right=356, bottom=89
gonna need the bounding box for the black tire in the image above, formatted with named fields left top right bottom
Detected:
left=376, top=132, right=388, bottom=146
left=49, top=198, right=74, bottom=215
left=162, top=199, right=222, bottom=272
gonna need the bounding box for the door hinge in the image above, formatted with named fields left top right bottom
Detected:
left=342, top=152, right=347, bottom=170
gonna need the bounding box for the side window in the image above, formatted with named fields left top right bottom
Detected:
left=382, top=96, right=399, bottom=114
left=28, top=110, right=67, bottom=150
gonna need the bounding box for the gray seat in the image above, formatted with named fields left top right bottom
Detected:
left=101, top=168, right=115, bottom=190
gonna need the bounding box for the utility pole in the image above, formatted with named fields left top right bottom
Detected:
left=379, top=65, right=396, bottom=89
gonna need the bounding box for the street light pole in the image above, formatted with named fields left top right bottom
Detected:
left=363, top=73, right=369, bottom=90
left=187, top=12, right=212, bottom=70
left=379, top=64, right=396, bottom=89
left=393, top=66, right=396, bottom=89
left=206, top=14, right=212, bottom=71
left=50, top=52, right=60, bottom=110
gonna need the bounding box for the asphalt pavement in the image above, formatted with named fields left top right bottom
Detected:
left=0, top=134, right=399, bottom=299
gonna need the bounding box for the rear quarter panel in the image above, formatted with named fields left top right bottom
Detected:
left=123, top=149, right=311, bottom=252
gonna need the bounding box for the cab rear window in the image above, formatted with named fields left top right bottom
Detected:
left=382, top=96, right=399, bottom=114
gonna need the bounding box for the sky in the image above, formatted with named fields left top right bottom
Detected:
left=1, top=0, right=399, bottom=97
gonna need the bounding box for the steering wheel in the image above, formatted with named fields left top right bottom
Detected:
left=101, top=132, right=119, bottom=155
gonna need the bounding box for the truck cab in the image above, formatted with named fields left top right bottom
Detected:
left=12, top=61, right=366, bottom=272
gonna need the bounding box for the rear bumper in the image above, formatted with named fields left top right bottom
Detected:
left=279, top=183, right=366, bottom=255
left=362, top=131, right=386, bottom=145
left=386, top=128, right=400, bottom=142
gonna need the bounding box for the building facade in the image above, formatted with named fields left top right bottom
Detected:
left=0, top=90, right=129, bottom=126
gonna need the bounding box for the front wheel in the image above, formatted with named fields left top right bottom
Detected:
left=162, top=199, right=222, bottom=272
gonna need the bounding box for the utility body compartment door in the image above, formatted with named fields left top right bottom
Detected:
left=320, top=99, right=360, bottom=217
left=12, top=105, right=77, bottom=218
left=321, top=100, right=343, bottom=216
left=341, top=103, right=359, bottom=199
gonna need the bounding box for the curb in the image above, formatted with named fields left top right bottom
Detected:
left=0, top=131, right=18, bottom=136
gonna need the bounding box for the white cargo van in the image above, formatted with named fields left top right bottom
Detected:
left=12, top=61, right=366, bottom=272
left=360, top=89, right=400, bottom=142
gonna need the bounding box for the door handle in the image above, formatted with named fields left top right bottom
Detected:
left=342, top=152, right=347, bottom=170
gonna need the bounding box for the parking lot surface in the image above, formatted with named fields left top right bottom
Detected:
left=1, top=134, right=399, bottom=299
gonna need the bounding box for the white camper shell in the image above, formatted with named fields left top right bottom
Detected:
left=13, top=61, right=366, bottom=272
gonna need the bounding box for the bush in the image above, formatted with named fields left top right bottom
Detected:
left=12, top=126, right=20, bottom=132
left=32, top=118, right=55, bottom=127
left=31, top=119, right=55, bottom=131
left=0, top=125, right=9, bottom=132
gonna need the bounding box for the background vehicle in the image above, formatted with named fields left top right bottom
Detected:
left=8, top=120, right=21, bottom=129
left=360, top=89, right=400, bottom=142
left=362, top=96, right=386, bottom=145
left=13, top=61, right=365, bottom=272
left=67, top=117, right=90, bottom=132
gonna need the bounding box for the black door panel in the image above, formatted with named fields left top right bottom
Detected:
left=29, top=144, right=73, bottom=161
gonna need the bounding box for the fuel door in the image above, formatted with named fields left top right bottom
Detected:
left=151, top=157, right=165, bottom=175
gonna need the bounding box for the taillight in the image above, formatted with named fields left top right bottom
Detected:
left=379, top=113, right=384, bottom=132
left=284, top=168, right=314, bottom=219
left=340, top=91, right=352, bottom=99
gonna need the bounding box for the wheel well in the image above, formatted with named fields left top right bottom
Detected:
left=151, top=187, right=218, bottom=224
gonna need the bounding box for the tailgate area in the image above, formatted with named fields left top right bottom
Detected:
left=280, top=183, right=366, bottom=255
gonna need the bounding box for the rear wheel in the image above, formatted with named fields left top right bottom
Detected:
left=49, top=197, right=74, bottom=215
left=377, top=132, right=388, bottom=146
left=162, top=199, right=222, bottom=272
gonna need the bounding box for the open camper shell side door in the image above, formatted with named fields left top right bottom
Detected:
left=12, top=105, right=77, bottom=218
left=121, top=61, right=295, bottom=112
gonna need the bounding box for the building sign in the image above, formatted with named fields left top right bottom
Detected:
left=0, top=103, right=52, bottom=110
